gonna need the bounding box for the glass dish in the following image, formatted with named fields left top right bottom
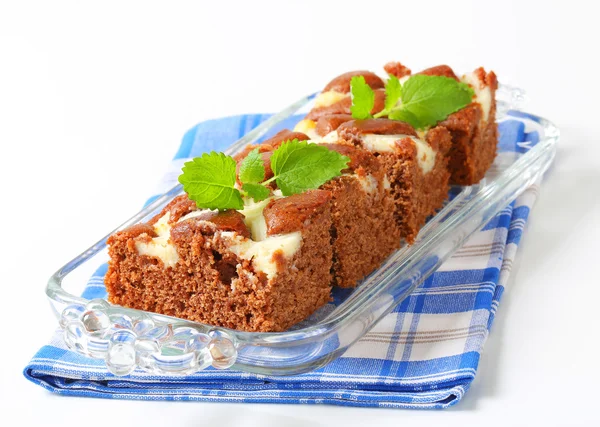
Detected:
left=46, top=85, right=558, bottom=376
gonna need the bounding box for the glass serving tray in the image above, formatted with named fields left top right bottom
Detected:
left=46, top=85, right=558, bottom=377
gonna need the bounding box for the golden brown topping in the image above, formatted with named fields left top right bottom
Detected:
left=315, top=114, right=353, bottom=136
left=384, top=61, right=412, bottom=79
left=263, top=190, right=331, bottom=235
left=148, top=195, right=197, bottom=225
left=262, top=129, right=310, bottom=148
left=337, top=118, right=417, bottom=137
left=183, top=210, right=251, bottom=238
left=233, top=143, right=274, bottom=162
left=419, top=65, right=459, bottom=81
left=306, top=98, right=350, bottom=120
left=306, top=89, right=385, bottom=121
left=320, top=143, right=380, bottom=175
left=111, top=223, right=157, bottom=242
left=322, top=70, right=385, bottom=93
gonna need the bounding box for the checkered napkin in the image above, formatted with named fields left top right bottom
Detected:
left=24, top=112, right=542, bottom=408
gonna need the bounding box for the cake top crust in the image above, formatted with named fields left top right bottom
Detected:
left=262, top=129, right=310, bottom=148
left=187, top=210, right=251, bottom=238
left=149, top=195, right=196, bottom=225
left=319, top=143, right=380, bottom=175
left=315, top=114, right=353, bottom=136
left=337, top=118, right=417, bottom=137
left=322, top=70, right=385, bottom=93
left=264, top=189, right=331, bottom=235
left=418, top=65, right=459, bottom=81
left=306, top=89, right=385, bottom=121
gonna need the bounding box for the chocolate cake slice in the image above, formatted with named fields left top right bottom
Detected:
left=234, top=132, right=401, bottom=288
left=105, top=191, right=333, bottom=332
left=105, top=62, right=499, bottom=332
left=385, top=62, right=499, bottom=185
left=337, top=119, right=452, bottom=244
left=319, top=142, right=401, bottom=287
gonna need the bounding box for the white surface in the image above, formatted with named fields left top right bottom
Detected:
left=1, top=0, right=599, bottom=425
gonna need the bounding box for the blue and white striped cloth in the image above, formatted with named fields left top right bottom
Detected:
left=24, top=112, right=542, bottom=408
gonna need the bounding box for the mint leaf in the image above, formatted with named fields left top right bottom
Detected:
left=178, top=152, right=243, bottom=210
left=388, top=108, right=426, bottom=129
left=270, top=139, right=350, bottom=196
left=398, top=75, right=474, bottom=128
left=350, top=76, right=374, bottom=120
left=384, top=75, right=402, bottom=111
left=238, top=148, right=265, bottom=184
left=242, top=183, right=271, bottom=202
left=374, top=75, right=403, bottom=118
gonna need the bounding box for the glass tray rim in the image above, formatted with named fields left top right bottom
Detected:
left=45, top=85, right=559, bottom=375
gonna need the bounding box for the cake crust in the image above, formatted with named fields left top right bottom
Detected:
left=306, top=89, right=385, bottom=121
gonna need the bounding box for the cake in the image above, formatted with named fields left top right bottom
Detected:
left=105, top=190, right=333, bottom=332
left=336, top=119, right=452, bottom=243
left=384, top=62, right=499, bottom=185
left=104, top=62, right=499, bottom=332
left=297, top=116, right=451, bottom=243
left=234, top=131, right=401, bottom=288
left=295, top=70, right=454, bottom=243
left=319, top=142, right=401, bottom=287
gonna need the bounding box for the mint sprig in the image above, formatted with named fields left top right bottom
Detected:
left=241, top=183, right=271, bottom=201
left=383, top=74, right=402, bottom=112
left=352, top=74, right=475, bottom=129
left=179, top=140, right=350, bottom=210
left=349, top=75, right=375, bottom=120
left=238, top=148, right=265, bottom=184
left=269, top=140, right=350, bottom=196
left=178, top=152, right=244, bottom=210
left=388, top=109, right=426, bottom=129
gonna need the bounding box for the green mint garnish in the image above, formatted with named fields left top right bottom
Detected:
left=269, top=139, right=350, bottom=196
left=388, top=109, right=426, bottom=129
left=238, top=148, right=265, bottom=184
left=393, top=75, right=474, bottom=128
left=352, top=74, right=475, bottom=129
left=241, top=183, right=271, bottom=202
left=349, top=75, right=375, bottom=120
left=383, top=74, right=402, bottom=111
left=179, top=140, right=350, bottom=210
left=178, top=152, right=244, bottom=210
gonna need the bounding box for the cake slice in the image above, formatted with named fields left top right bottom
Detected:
left=337, top=119, right=452, bottom=243
left=318, top=142, right=400, bottom=287
left=105, top=190, right=333, bottom=332
left=384, top=62, right=499, bottom=185
left=105, top=62, right=499, bottom=332
left=234, top=131, right=401, bottom=288
left=295, top=111, right=452, bottom=243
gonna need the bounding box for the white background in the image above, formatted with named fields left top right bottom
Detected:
left=1, top=0, right=599, bottom=425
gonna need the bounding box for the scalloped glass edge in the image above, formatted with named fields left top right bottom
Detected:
left=46, top=84, right=558, bottom=376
